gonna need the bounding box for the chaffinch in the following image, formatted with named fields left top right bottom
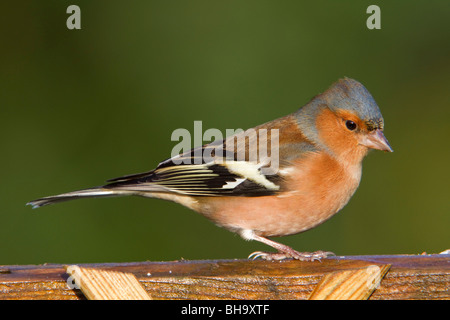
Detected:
left=28, top=78, right=393, bottom=261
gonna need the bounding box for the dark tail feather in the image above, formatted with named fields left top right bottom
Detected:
left=26, top=187, right=128, bottom=209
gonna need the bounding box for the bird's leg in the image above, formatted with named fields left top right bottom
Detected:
left=248, top=234, right=334, bottom=261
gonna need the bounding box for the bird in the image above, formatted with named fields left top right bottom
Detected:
left=27, top=78, right=393, bottom=261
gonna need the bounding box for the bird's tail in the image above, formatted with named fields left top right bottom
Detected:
left=26, top=187, right=132, bottom=209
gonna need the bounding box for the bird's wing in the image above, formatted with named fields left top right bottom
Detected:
left=105, top=145, right=283, bottom=197
left=105, top=115, right=318, bottom=197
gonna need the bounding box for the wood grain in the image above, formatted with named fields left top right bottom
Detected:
left=0, top=254, right=449, bottom=300
left=65, top=265, right=151, bottom=300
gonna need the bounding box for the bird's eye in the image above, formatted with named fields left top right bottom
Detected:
left=345, top=120, right=357, bottom=131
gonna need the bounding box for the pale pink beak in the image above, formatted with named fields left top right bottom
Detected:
left=360, top=129, right=393, bottom=152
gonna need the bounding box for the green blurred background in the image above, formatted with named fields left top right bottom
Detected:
left=1, top=1, right=449, bottom=265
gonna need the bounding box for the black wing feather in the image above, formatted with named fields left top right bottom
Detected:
left=105, top=156, right=282, bottom=197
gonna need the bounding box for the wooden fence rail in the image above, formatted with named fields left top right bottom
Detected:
left=0, top=254, right=449, bottom=300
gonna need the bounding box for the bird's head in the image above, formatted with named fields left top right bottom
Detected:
left=298, top=78, right=393, bottom=164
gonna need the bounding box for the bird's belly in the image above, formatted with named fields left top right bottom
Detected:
left=201, top=191, right=352, bottom=237
left=198, top=159, right=361, bottom=237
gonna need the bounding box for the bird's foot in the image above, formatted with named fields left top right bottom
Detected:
left=248, top=250, right=334, bottom=262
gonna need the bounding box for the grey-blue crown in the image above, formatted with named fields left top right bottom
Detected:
left=325, top=78, right=384, bottom=126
